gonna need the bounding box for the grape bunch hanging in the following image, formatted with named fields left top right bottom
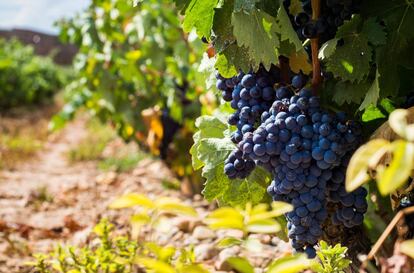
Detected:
left=217, top=69, right=368, bottom=258
left=284, top=0, right=361, bottom=42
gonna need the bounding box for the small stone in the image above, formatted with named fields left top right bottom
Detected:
left=194, top=243, right=219, bottom=261
left=192, top=226, right=215, bottom=240
left=216, top=229, right=244, bottom=240
left=95, top=171, right=117, bottom=185
left=248, top=234, right=271, bottom=244
left=174, top=216, right=202, bottom=233
left=215, top=247, right=240, bottom=271
left=271, top=236, right=280, bottom=246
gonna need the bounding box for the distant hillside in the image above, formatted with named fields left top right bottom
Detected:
left=0, top=28, right=77, bottom=65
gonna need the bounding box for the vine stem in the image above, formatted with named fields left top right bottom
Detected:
left=311, top=0, right=322, bottom=93
left=359, top=206, right=414, bottom=271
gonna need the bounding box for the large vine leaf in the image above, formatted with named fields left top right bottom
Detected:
left=359, top=69, right=380, bottom=110
left=277, top=5, right=303, bottom=52
left=330, top=79, right=371, bottom=106
left=234, top=0, right=259, bottom=13
left=361, top=18, right=387, bottom=46
left=221, top=44, right=251, bottom=76
left=360, top=0, right=414, bottom=97
left=182, top=0, right=220, bottom=39
left=360, top=0, right=414, bottom=42
left=191, top=115, right=271, bottom=206
left=231, top=10, right=280, bottom=70
left=212, top=0, right=235, bottom=53
left=325, top=16, right=372, bottom=83
left=214, top=54, right=238, bottom=78
left=222, top=167, right=270, bottom=206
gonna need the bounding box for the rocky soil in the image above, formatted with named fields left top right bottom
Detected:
left=0, top=117, right=291, bottom=273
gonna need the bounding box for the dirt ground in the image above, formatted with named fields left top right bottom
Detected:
left=0, top=114, right=290, bottom=273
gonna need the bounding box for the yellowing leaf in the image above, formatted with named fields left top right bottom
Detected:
left=134, top=257, right=176, bottom=273
left=130, top=213, right=151, bottom=225
left=271, top=201, right=294, bottom=215
left=109, top=193, right=155, bottom=209
left=178, top=264, right=210, bottom=273
left=226, top=257, right=254, bottom=273
left=247, top=219, right=280, bottom=233
left=155, top=198, right=197, bottom=216
left=377, top=140, right=414, bottom=195
left=217, top=237, right=243, bottom=248
left=289, top=50, right=312, bottom=74
left=206, top=207, right=244, bottom=230
left=267, top=254, right=314, bottom=273
left=400, top=240, right=414, bottom=259
left=346, top=139, right=391, bottom=192
left=389, top=109, right=410, bottom=140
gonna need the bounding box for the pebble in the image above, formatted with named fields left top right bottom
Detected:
left=192, top=226, right=216, bottom=240
left=174, top=216, right=202, bottom=233
left=194, top=243, right=219, bottom=261
left=215, top=246, right=240, bottom=271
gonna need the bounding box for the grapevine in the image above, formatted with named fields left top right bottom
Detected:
left=183, top=0, right=414, bottom=262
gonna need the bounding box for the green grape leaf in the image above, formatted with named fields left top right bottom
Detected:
left=221, top=44, right=252, bottom=74
left=360, top=1, right=414, bottom=97
left=326, top=17, right=372, bottom=82
left=182, top=0, right=220, bottom=38
left=190, top=115, right=228, bottom=170
left=359, top=69, right=380, bottom=110
left=277, top=5, right=303, bottom=52
left=375, top=37, right=403, bottom=98
left=360, top=0, right=414, bottom=42
left=215, top=54, right=237, bottom=78
left=362, top=105, right=386, bottom=122
left=222, top=167, right=270, bottom=206
left=191, top=115, right=271, bottom=206
left=173, top=0, right=191, bottom=13
left=328, top=79, right=371, bottom=105
left=234, top=0, right=258, bottom=13
left=212, top=0, right=236, bottom=53
left=232, top=10, right=280, bottom=70
left=318, top=38, right=339, bottom=60
left=361, top=18, right=387, bottom=46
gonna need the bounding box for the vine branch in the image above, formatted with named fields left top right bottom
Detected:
left=360, top=206, right=414, bottom=271
left=311, top=0, right=322, bottom=93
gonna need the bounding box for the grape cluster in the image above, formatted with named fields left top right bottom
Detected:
left=217, top=69, right=367, bottom=257
left=223, top=81, right=366, bottom=257
left=224, top=150, right=256, bottom=179
left=284, top=0, right=361, bottom=43
left=327, top=158, right=368, bottom=228
left=216, top=66, right=280, bottom=143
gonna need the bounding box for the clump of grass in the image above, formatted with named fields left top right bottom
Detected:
left=67, top=119, right=115, bottom=162
left=161, top=178, right=181, bottom=190
left=98, top=153, right=146, bottom=172
left=0, top=131, right=44, bottom=169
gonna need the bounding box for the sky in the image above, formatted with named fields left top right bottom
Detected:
left=0, top=0, right=89, bottom=35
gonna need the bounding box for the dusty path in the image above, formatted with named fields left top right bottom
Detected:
left=0, top=118, right=288, bottom=273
